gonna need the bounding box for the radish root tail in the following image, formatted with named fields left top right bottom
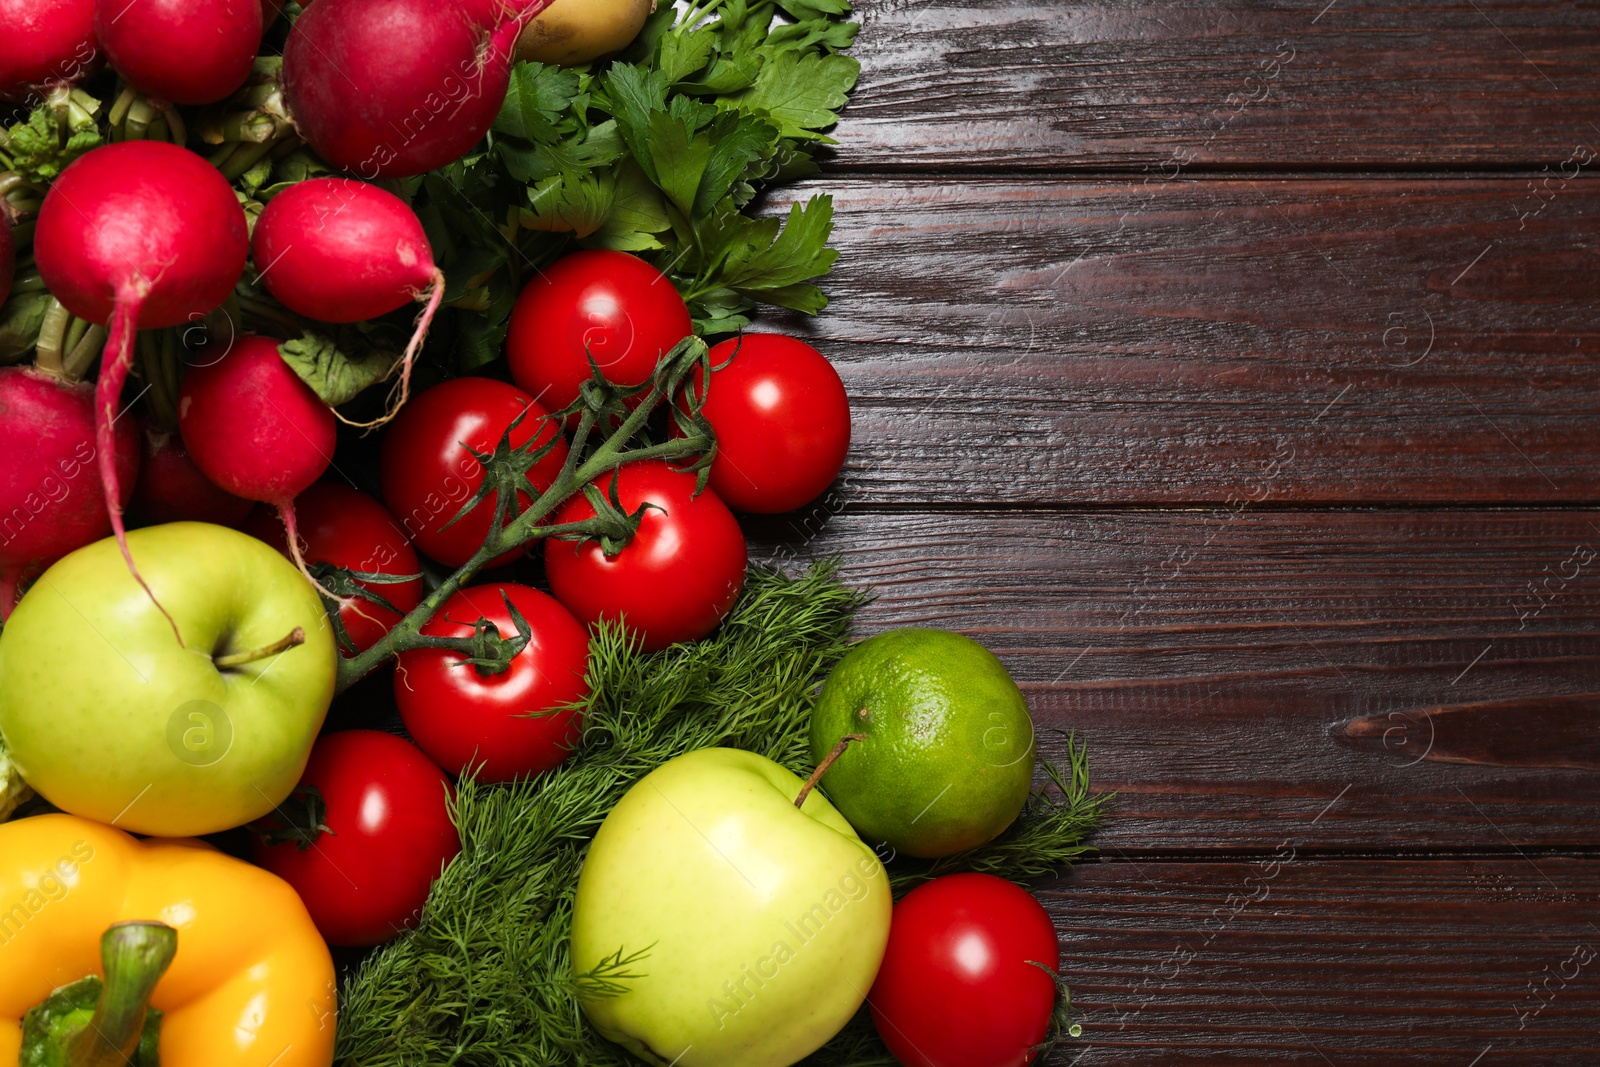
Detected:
left=335, top=268, right=446, bottom=432
left=100, top=293, right=185, bottom=647
left=278, top=500, right=342, bottom=601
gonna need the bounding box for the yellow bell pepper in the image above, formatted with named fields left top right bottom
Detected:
left=0, top=814, right=336, bottom=1067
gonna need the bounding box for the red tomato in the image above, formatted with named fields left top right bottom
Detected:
left=505, top=250, right=692, bottom=412
left=379, top=377, right=568, bottom=568
left=870, top=873, right=1061, bottom=1067
left=251, top=730, right=460, bottom=947
left=544, top=460, right=746, bottom=653
left=395, top=583, right=590, bottom=782
left=130, top=427, right=256, bottom=528
left=244, top=482, right=424, bottom=653
left=687, top=333, right=851, bottom=514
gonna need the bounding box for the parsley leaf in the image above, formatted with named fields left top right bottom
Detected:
left=494, top=63, right=581, bottom=141
left=727, top=49, right=860, bottom=141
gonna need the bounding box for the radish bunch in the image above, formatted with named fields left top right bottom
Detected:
left=0, top=367, right=139, bottom=618
left=179, top=336, right=338, bottom=585
left=282, top=0, right=552, bottom=178
left=253, top=179, right=447, bottom=422
left=0, top=0, right=98, bottom=102
left=32, top=141, right=248, bottom=618
left=4, top=0, right=591, bottom=631
left=94, top=0, right=262, bottom=106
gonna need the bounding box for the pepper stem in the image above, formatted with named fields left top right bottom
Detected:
left=795, top=734, right=866, bottom=810
left=65, top=923, right=177, bottom=1067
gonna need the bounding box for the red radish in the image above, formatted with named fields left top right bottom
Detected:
left=130, top=427, right=255, bottom=528
left=261, top=0, right=283, bottom=27
left=252, top=178, right=446, bottom=424
left=33, top=140, right=248, bottom=623
left=178, top=335, right=338, bottom=586
left=281, top=0, right=553, bottom=179
left=0, top=0, right=98, bottom=102
left=94, top=0, right=261, bottom=106
left=0, top=366, right=139, bottom=618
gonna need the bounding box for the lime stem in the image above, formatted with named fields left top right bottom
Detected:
left=215, top=627, right=305, bottom=669
left=795, top=734, right=866, bottom=810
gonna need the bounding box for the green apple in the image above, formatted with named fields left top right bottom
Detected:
left=572, top=748, right=892, bottom=1067
left=0, top=522, right=336, bottom=836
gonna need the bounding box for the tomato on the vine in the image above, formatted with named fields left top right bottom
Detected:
left=687, top=333, right=851, bottom=514
left=544, top=460, right=746, bottom=653
left=251, top=730, right=460, bottom=948
left=395, top=582, right=590, bottom=782
left=245, top=481, right=424, bottom=652
left=378, top=377, right=567, bottom=568
left=505, top=250, right=692, bottom=412
left=869, top=873, right=1062, bottom=1067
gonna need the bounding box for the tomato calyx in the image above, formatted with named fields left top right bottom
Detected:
left=562, top=475, right=661, bottom=557
left=446, top=403, right=567, bottom=536
left=1027, top=960, right=1086, bottom=1052
left=437, top=590, right=536, bottom=677
left=307, top=561, right=424, bottom=656
left=252, top=785, right=336, bottom=851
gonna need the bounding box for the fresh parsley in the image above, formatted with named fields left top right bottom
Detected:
left=417, top=0, right=861, bottom=367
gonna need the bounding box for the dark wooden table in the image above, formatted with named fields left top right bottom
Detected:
left=750, top=2, right=1600, bottom=1062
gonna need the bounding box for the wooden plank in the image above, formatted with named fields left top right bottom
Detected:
left=1042, top=858, right=1600, bottom=1064
left=746, top=509, right=1600, bottom=851
left=763, top=177, right=1600, bottom=504
left=840, top=0, right=1600, bottom=170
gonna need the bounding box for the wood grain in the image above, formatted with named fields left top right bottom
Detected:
left=1040, top=858, right=1600, bottom=1064
left=1337, top=694, right=1600, bottom=770
left=747, top=509, right=1600, bottom=851
left=839, top=0, right=1600, bottom=171
left=759, top=176, right=1600, bottom=505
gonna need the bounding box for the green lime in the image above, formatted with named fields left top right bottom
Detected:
left=809, top=628, right=1036, bottom=858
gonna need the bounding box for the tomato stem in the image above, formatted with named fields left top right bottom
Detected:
left=795, top=734, right=866, bottom=810
left=334, top=338, right=716, bottom=694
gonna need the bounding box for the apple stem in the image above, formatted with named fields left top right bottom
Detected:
left=214, top=626, right=306, bottom=669
left=795, top=734, right=866, bottom=810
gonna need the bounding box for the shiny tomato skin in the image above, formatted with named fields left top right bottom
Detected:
left=378, top=377, right=568, bottom=568
left=395, top=582, right=590, bottom=782
left=544, top=460, right=746, bottom=653
left=251, top=730, right=460, bottom=948
left=244, top=482, right=424, bottom=652
left=693, top=333, right=851, bottom=514
left=505, top=250, right=692, bottom=412
left=870, top=873, right=1061, bottom=1067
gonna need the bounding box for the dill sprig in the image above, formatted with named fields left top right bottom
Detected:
left=334, top=563, right=1108, bottom=1067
